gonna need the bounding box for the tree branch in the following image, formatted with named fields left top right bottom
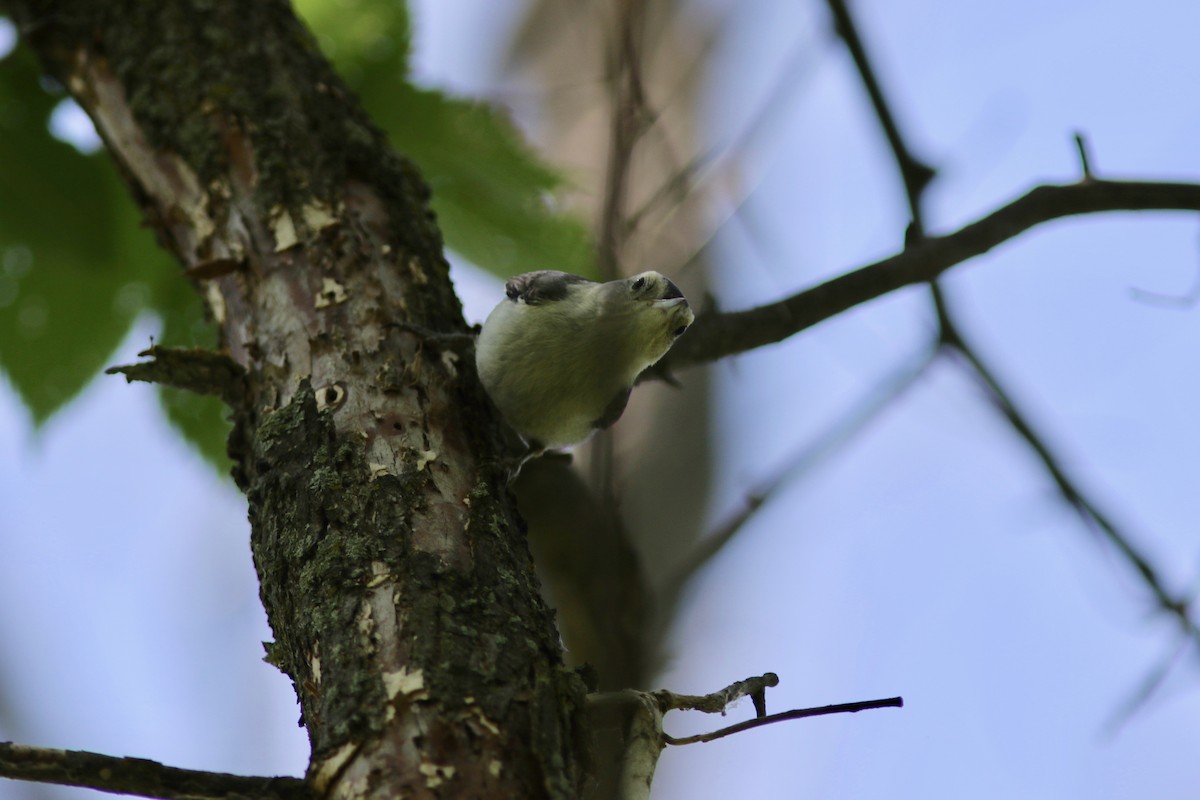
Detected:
left=652, top=672, right=780, bottom=717
left=106, top=345, right=247, bottom=407
left=0, top=742, right=309, bottom=800
left=940, top=303, right=1200, bottom=643
left=6, top=0, right=589, bottom=795
left=662, top=696, right=904, bottom=746
left=599, top=0, right=649, bottom=280
left=664, top=178, right=1200, bottom=371
left=825, top=0, right=1200, bottom=715
left=588, top=673, right=901, bottom=798
left=823, top=0, right=935, bottom=229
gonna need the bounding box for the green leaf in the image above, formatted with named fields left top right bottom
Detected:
left=379, top=83, right=596, bottom=278
left=293, top=0, right=411, bottom=80
left=0, top=43, right=229, bottom=470
left=293, top=0, right=596, bottom=279
left=0, top=47, right=162, bottom=422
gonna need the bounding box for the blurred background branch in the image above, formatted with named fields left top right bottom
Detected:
left=821, top=0, right=1199, bottom=676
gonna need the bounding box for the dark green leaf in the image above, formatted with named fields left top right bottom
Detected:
left=293, top=0, right=596, bottom=279
left=0, top=47, right=162, bottom=422
left=379, top=83, right=596, bottom=278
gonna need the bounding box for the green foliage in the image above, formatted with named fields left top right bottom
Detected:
left=293, top=0, right=411, bottom=76
left=0, top=1, right=592, bottom=470
left=0, top=47, right=163, bottom=422
left=295, top=0, right=595, bottom=277
left=381, top=83, right=595, bottom=277
left=0, top=44, right=230, bottom=470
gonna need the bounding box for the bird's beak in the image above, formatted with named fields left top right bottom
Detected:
left=653, top=296, right=689, bottom=310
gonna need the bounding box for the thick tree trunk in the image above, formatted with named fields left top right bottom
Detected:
left=3, top=1, right=587, bottom=796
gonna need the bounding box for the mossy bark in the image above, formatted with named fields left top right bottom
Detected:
left=4, top=0, right=587, bottom=796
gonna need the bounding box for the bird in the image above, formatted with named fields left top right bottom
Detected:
left=475, top=270, right=694, bottom=451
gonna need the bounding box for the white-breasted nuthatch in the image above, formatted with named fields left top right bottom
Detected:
left=475, top=270, right=694, bottom=450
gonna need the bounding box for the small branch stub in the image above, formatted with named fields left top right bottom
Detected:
left=106, top=345, right=247, bottom=407
left=1074, top=132, right=1095, bottom=181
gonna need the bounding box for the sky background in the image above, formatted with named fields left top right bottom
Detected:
left=3, top=1, right=1200, bottom=798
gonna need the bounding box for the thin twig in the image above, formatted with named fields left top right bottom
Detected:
left=1074, top=131, right=1096, bottom=180
left=1129, top=281, right=1200, bottom=308
left=1103, top=636, right=1195, bottom=737
left=938, top=296, right=1200, bottom=645
left=1129, top=227, right=1200, bottom=307
left=622, top=23, right=724, bottom=242
left=656, top=343, right=938, bottom=616
left=626, top=33, right=818, bottom=234
left=598, top=0, right=649, bottom=280
left=824, top=0, right=935, bottom=230
left=0, top=742, right=310, bottom=800
left=663, top=696, right=904, bottom=746
left=592, top=0, right=653, bottom=519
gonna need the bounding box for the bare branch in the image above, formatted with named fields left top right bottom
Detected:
left=663, top=696, right=904, bottom=746
left=626, top=32, right=816, bottom=236
left=664, top=178, right=1200, bottom=372
left=0, top=741, right=309, bottom=800
left=599, top=0, right=649, bottom=280
left=589, top=674, right=901, bottom=797
left=823, top=0, right=935, bottom=229
left=591, top=0, right=652, bottom=508
left=822, top=0, right=1200, bottom=714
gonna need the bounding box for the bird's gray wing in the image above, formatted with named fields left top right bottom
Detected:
left=505, top=271, right=593, bottom=305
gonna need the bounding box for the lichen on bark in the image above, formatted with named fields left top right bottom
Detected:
left=3, top=0, right=589, bottom=795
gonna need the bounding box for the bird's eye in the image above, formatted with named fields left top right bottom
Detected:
left=632, top=277, right=646, bottom=292
left=673, top=325, right=688, bottom=337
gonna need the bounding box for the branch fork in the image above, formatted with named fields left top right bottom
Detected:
left=589, top=673, right=902, bottom=799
